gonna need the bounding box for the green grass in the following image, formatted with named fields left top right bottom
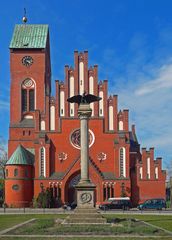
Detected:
left=105, top=214, right=172, bottom=232
left=0, top=213, right=172, bottom=239
left=7, top=216, right=168, bottom=236
left=0, top=214, right=65, bottom=231
left=1, top=238, right=172, bottom=240
left=0, top=236, right=172, bottom=240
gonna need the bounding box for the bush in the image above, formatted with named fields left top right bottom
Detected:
left=34, top=187, right=56, bottom=208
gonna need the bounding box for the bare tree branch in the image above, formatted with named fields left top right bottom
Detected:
left=0, top=137, right=8, bottom=179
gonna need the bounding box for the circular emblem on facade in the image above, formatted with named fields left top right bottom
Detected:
left=12, top=184, right=20, bottom=191
left=70, top=129, right=95, bottom=149
left=80, top=192, right=92, bottom=203
left=22, top=56, right=33, bottom=67
left=23, top=78, right=34, bottom=88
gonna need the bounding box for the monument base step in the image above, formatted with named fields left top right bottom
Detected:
left=62, top=207, right=107, bottom=225
left=64, top=217, right=107, bottom=224
left=71, top=214, right=103, bottom=219
left=74, top=207, right=98, bottom=213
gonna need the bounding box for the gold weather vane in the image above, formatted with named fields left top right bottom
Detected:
left=22, top=8, right=27, bottom=24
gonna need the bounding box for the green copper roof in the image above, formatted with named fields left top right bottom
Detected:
left=6, top=145, right=34, bottom=165
left=10, top=24, right=49, bottom=49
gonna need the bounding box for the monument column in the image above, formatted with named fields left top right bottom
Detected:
left=75, top=103, right=96, bottom=208
left=67, top=93, right=101, bottom=208
left=78, top=104, right=92, bottom=183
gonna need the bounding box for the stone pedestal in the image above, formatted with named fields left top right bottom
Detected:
left=76, top=183, right=96, bottom=208
left=76, top=103, right=96, bottom=208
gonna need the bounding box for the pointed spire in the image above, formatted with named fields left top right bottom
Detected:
left=22, top=8, right=27, bottom=24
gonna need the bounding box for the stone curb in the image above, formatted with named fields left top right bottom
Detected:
left=140, top=219, right=172, bottom=236
left=0, top=218, right=35, bottom=235
left=0, top=234, right=172, bottom=238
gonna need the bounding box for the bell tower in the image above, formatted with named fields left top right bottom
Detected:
left=9, top=24, right=51, bottom=124
left=9, top=23, right=51, bottom=155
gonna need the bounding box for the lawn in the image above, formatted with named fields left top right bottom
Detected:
left=1, top=238, right=171, bottom=240
left=0, top=213, right=172, bottom=240
left=3, top=214, right=170, bottom=237
left=0, top=214, right=65, bottom=231
left=105, top=214, right=172, bottom=232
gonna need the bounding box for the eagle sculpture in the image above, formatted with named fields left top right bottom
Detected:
left=67, top=92, right=102, bottom=105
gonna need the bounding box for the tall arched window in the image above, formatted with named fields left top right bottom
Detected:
left=21, top=78, right=35, bottom=113
left=40, top=147, right=46, bottom=177
left=119, top=147, right=126, bottom=177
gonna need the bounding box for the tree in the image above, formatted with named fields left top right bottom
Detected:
left=0, top=136, right=8, bottom=179
left=36, top=187, right=54, bottom=208
left=166, top=159, right=172, bottom=181
left=0, top=137, right=8, bottom=206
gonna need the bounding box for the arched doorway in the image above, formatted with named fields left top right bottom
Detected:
left=65, top=172, right=81, bottom=204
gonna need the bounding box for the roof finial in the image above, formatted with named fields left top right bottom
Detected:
left=22, top=8, right=27, bottom=24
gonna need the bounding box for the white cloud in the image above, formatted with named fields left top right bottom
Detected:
left=108, top=60, right=172, bottom=167
left=0, top=99, right=9, bottom=110
left=135, top=63, right=172, bottom=96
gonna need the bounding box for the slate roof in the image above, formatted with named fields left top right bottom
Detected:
left=10, top=24, right=49, bottom=49
left=6, top=145, right=34, bottom=165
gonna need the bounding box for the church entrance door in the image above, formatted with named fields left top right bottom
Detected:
left=66, top=173, right=81, bottom=204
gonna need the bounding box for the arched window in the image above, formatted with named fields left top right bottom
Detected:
left=21, top=78, right=35, bottom=113
left=119, top=147, right=126, bottom=177
left=6, top=169, right=8, bottom=177
left=40, top=147, right=46, bottom=177
left=29, top=89, right=34, bottom=111
left=14, top=168, right=18, bottom=177
left=22, top=89, right=27, bottom=112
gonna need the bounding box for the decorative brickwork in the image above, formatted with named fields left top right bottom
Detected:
left=5, top=24, right=166, bottom=208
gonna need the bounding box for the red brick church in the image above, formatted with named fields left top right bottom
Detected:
left=5, top=24, right=166, bottom=207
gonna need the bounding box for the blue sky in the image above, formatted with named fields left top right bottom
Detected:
left=0, top=0, right=172, bottom=170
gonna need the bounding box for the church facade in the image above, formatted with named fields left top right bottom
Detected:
left=5, top=24, right=166, bottom=207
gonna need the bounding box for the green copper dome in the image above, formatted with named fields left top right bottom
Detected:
left=9, top=24, right=49, bottom=49
left=6, top=145, right=34, bottom=166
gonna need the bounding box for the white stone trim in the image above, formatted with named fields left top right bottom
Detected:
left=41, top=120, right=45, bottom=130
left=60, top=91, right=65, bottom=116
left=79, top=62, right=84, bottom=95
left=99, top=91, right=104, bottom=116
left=119, top=120, right=123, bottom=131
left=147, top=157, right=150, bottom=179
left=89, top=76, right=94, bottom=116
left=140, top=167, right=143, bottom=179
left=109, top=106, right=114, bottom=130
left=70, top=76, right=75, bottom=116
left=24, top=115, right=33, bottom=119
left=155, top=166, right=158, bottom=179
left=50, top=106, right=55, bottom=130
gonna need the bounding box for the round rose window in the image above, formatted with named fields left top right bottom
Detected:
left=70, top=129, right=95, bottom=149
